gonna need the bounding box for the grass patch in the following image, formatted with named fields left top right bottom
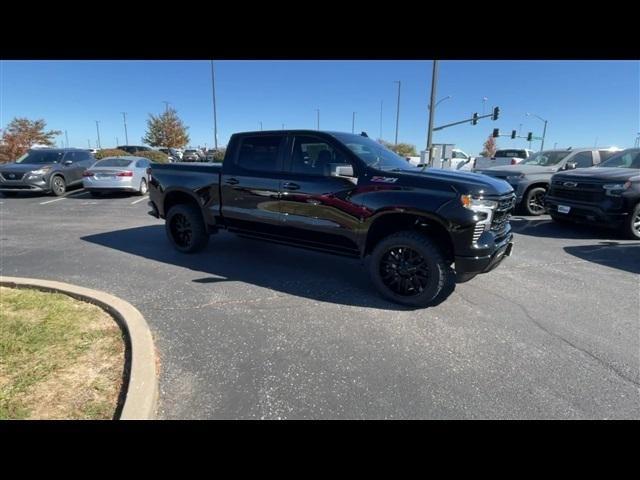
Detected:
left=0, top=286, right=125, bottom=419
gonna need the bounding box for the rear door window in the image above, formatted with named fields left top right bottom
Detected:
left=236, top=135, right=285, bottom=173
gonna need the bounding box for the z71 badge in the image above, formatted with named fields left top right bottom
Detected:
left=371, top=176, right=398, bottom=183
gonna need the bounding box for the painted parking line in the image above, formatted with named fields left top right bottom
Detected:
left=130, top=196, right=149, bottom=205
left=68, top=190, right=90, bottom=198
left=39, top=197, right=68, bottom=205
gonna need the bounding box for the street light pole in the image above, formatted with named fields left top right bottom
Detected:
left=95, top=121, right=101, bottom=149
left=527, top=113, right=548, bottom=152
left=425, top=60, right=439, bottom=167
left=352, top=111, right=356, bottom=134
left=315, top=109, right=320, bottom=130
left=379, top=100, right=383, bottom=140
left=259, top=121, right=263, bottom=131
left=65, top=130, right=69, bottom=148
left=210, top=60, right=218, bottom=150
left=394, top=81, right=401, bottom=144
left=121, top=112, right=129, bottom=145
left=482, top=97, right=488, bottom=115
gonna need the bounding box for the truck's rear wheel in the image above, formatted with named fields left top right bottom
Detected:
left=369, top=231, right=454, bottom=308
left=166, top=204, right=209, bottom=253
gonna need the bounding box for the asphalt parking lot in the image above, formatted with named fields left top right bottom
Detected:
left=1, top=189, right=639, bottom=419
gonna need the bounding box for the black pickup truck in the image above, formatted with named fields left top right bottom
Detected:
left=546, top=148, right=640, bottom=239
left=148, top=130, right=516, bottom=307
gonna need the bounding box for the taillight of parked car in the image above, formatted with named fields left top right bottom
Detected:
left=82, top=171, right=94, bottom=177
left=116, top=171, right=134, bottom=177
left=511, top=158, right=517, bottom=165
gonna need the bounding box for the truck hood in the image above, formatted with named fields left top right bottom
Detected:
left=553, top=167, right=639, bottom=182
left=391, top=167, right=513, bottom=196
left=477, top=164, right=561, bottom=176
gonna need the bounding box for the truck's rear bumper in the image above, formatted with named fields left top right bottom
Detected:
left=455, top=233, right=514, bottom=275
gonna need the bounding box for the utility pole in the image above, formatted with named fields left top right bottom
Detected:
left=394, top=80, right=401, bottom=144
left=95, top=121, right=101, bottom=149
left=210, top=60, right=218, bottom=149
left=315, top=109, right=320, bottom=130
left=379, top=100, right=383, bottom=140
left=116, top=137, right=119, bottom=146
left=425, top=61, right=439, bottom=166
left=352, top=112, right=356, bottom=134
left=65, top=130, right=69, bottom=148
left=259, top=121, right=263, bottom=131
left=87, top=139, right=91, bottom=148
left=121, top=112, right=128, bottom=145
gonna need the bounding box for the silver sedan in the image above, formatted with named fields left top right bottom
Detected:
left=82, top=156, right=151, bottom=196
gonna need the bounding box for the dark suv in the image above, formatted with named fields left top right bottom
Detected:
left=0, top=148, right=95, bottom=196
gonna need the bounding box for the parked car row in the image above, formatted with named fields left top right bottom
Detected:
left=0, top=148, right=150, bottom=196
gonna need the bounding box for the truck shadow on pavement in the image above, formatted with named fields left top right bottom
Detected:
left=81, top=225, right=455, bottom=311
left=510, top=216, right=626, bottom=240
left=563, top=242, right=640, bottom=275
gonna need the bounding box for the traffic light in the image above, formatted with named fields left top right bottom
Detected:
left=511, top=130, right=517, bottom=139
left=492, top=106, right=500, bottom=121
left=472, top=113, right=479, bottom=125
left=527, top=132, right=533, bottom=142
left=492, top=128, right=500, bottom=138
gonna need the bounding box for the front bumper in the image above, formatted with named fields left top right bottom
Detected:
left=455, top=233, right=514, bottom=275
left=545, top=196, right=628, bottom=228
left=0, top=176, right=50, bottom=192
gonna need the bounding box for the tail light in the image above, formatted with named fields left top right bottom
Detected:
left=116, top=171, right=133, bottom=177
left=82, top=170, right=94, bottom=177
left=510, top=158, right=517, bottom=165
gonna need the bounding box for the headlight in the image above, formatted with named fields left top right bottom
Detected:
left=29, top=167, right=52, bottom=175
left=602, top=182, right=630, bottom=190
left=460, top=195, right=498, bottom=210
left=506, top=174, right=524, bottom=182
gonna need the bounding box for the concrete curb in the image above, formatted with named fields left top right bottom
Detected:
left=0, top=276, right=158, bottom=420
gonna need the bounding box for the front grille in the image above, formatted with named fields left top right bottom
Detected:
left=490, top=193, right=515, bottom=234
left=1, top=172, right=25, bottom=181
left=548, top=186, right=605, bottom=203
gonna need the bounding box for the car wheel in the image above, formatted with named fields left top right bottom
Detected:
left=50, top=175, right=66, bottom=196
left=523, top=187, right=547, bottom=215
left=139, top=178, right=148, bottom=195
left=369, top=230, right=454, bottom=308
left=623, top=203, right=640, bottom=240
left=165, top=203, right=209, bottom=253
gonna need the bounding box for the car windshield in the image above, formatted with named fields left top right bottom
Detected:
left=597, top=149, right=640, bottom=168
left=94, top=158, right=134, bottom=168
left=15, top=150, right=65, bottom=164
left=330, top=133, right=414, bottom=171
left=520, top=151, right=570, bottom=166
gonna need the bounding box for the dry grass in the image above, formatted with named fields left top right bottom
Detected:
left=0, top=286, right=125, bottom=419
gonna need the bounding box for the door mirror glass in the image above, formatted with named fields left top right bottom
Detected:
left=565, top=161, right=577, bottom=170
left=331, top=164, right=354, bottom=177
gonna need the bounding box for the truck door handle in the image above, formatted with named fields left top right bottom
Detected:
left=225, top=178, right=239, bottom=185
left=283, top=182, right=300, bottom=190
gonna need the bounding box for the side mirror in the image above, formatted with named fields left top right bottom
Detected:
left=331, top=164, right=354, bottom=178
left=565, top=161, right=577, bottom=170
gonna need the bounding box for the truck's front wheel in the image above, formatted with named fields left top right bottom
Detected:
left=369, top=231, right=454, bottom=308
left=166, top=204, right=209, bottom=253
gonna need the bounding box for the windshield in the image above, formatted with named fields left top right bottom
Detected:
left=94, top=158, right=134, bottom=168
left=330, top=133, right=414, bottom=171
left=597, top=149, right=640, bottom=169
left=520, top=151, right=570, bottom=166
left=15, top=150, right=65, bottom=165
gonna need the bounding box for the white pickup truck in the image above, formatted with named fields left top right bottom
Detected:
left=472, top=148, right=534, bottom=171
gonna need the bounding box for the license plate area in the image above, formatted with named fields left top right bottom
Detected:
left=557, top=205, right=571, bottom=214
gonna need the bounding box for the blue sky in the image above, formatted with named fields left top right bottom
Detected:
left=1, top=60, right=638, bottom=155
